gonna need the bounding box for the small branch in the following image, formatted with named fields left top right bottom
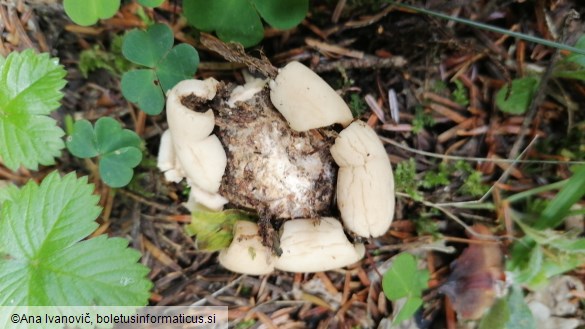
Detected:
left=380, top=136, right=585, bottom=165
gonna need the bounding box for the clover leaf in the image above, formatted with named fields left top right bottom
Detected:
left=0, top=171, right=152, bottom=305
left=121, top=23, right=199, bottom=115
left=0, top=49, right=67, bottom=171
left=382, top=253, right=429, bottom=326
left=66, top=117, right=142, bottom=188
left=254, top=0, right=309, bottom=30
left=184, top=0, right=309, bottom=47
left=138, top=0, right=164, bottom=7
left=495, top=77, right=538, bottom=115
left=479, top=285, right=535, bottom=329
left=63, top=0, right=120, bottom=26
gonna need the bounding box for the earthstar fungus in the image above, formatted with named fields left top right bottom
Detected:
left=158, top=61, right=396, bottom=274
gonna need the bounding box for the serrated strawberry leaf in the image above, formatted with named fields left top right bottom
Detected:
left=64, top=0, right=120, bottom=26
left=0, top=172, right=152, bottom=305
left=0, top=50, right=67, bottom=171
left=66, top=117, right=142, bottom=188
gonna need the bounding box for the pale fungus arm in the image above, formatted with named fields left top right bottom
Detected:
left=274, top=217, right=365, bottom=272
left=219, top=218, right=365, bottom=275
left=157, top=78, right=228, bottom=208
left=174, top=134, right=227, bottom=193
left=227, top=76, right=267, bottom=107
left=185, top=185, right=228, bottom=212
left=269, top=61, right=353, bottom=131
left=218, top=221, right=276, bottom=275
left=330, top=121, right=395, bottom=238
left=166, top=79, right=219, bottom=142
left=157, top=130, right=184, bottom=183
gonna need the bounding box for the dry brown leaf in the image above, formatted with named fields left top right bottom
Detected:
left=439, top=224, right=503, bottom=320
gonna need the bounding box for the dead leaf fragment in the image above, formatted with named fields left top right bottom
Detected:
left=439, top=224, right=503, bottom=320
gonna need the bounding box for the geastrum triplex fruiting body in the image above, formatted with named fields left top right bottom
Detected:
left=158, top=61, right=395, bottom=274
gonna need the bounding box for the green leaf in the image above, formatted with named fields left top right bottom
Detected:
left=122, top=24, right=173, bottom=68
left=553, top=69, right=585, bottom=81
left=383, top=253, right=429, bottom=297
left=63, top=0, right=120, bottom=26
left=0, top=183, right=17, bottom=208
left=382, top=254, right=428, bottom=325
left=184, top=0, right=264, bottom=48
left=478, top=296, right=509, bottom=329
left=507, top=233, right=583, bottom=289
left=121, top=24, right=199, bottom=114
left=392, top=297, right=423, bottom=326
left=0, top=171, right=152, bottom=305
left=138, top=0, right=164, bottom=7
left=252, top=0, right=308, bottom=30
left=550, top=237, right=585, bottom=252
left=507, top=237, right=543, bottom=286
left=0, top=49, right=67, bottom=171
left=156, top=43, right=199, bottom=93
left=66, top=117, right=142, bottom=188
left=94, top=117, right=141, bottom=152
left=100, top=147, right=142, bottom=188
left=65, top=120, right=99, bottom=158
left=515, top=218, right=585, bottom=252
left=495, top=77, right=539, bottom=114
left=505, top=285, right=536, bottom=329
left=564, top=34, right=585, bottom=67
left=186, top=208, right=256, bottom=251
left=383, top=254, right=418, bottom=300
left=121, top=69, right=165, bottom=115
left=536, top=165, right=585, bottom=229
left=479, top=285, right=535, bottom=329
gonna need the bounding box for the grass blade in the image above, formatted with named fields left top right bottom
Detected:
left=390, top=2, right=585, bottom=56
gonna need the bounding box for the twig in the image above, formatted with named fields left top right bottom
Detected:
left=396, top=192, right=498, bottom=240
left=190, top=275, right=244, bottom=306
left=380, top=136, right=585, bottom=165
left=199, top=33, right=277, bottom=78
left=117, top=189, right=176, bottom=212
left=312, top=55, right=407, bottom=73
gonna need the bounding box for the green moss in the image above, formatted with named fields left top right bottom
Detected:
left=349, top=93, right=367, bottom=117
left=412, top=106, right=435, bottom=134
